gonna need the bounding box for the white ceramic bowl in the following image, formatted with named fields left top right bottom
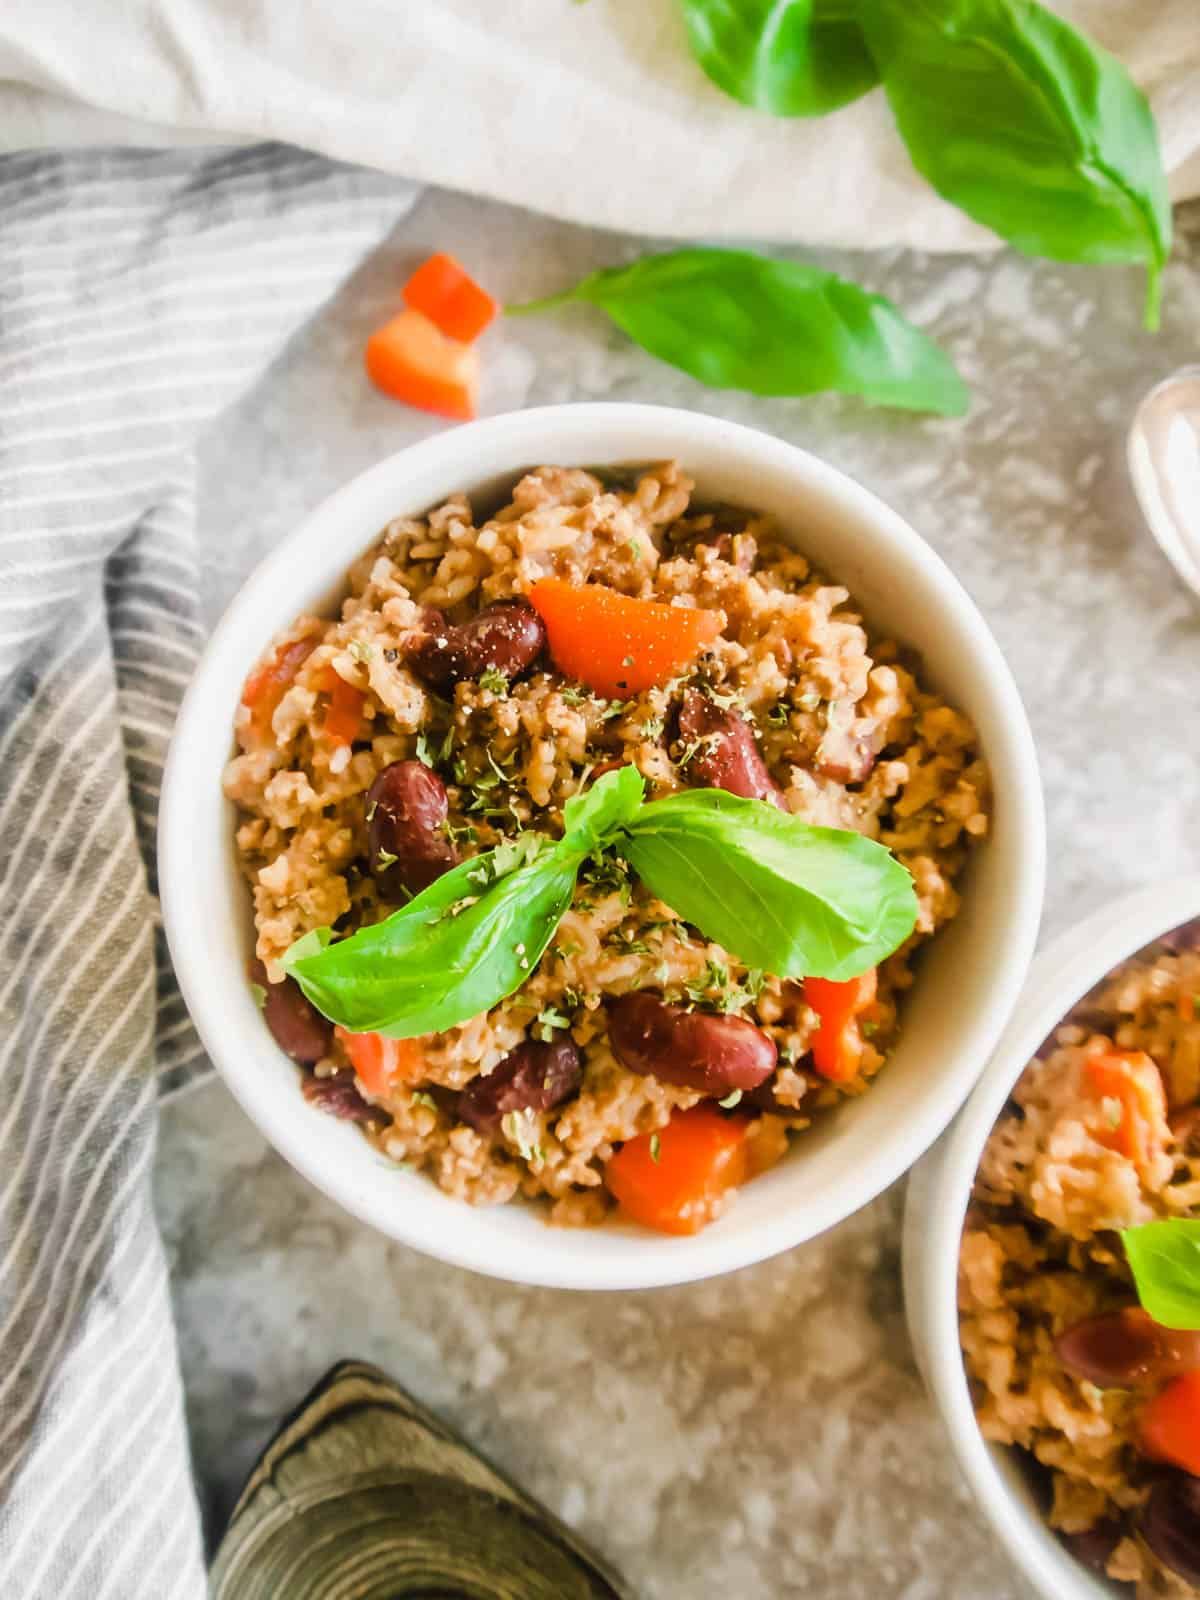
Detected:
left=904, top=876, right=1200, bottom=1600
left=161, top=402, right=1044, bottom=1290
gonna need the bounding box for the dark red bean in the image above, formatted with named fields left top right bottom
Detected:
left=1142, top=1472, right=1200, bottom=1586
left=1062, top=1520, right=1124, bottom=1576
left=301, top=1071, right=382, bottom=1123
left=367, top=759, right=458, bottom=897
left=608, top=991, right=776, bottom=1095
left=1056, top=1308, right=1200, bottom=1389
left=677, top=689, right=783, bottom=807
left=408, top=600, right=546, bottom=691
left=458, top=1036, right=584, bottom=1135
left=251, top=961, right=333, bottom=1065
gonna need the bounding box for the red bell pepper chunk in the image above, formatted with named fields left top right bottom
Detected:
left=317, top=665, right=365, bottom=748
left=1086, top=1050, right=1166, bottom=1168
left=528, top=578, right=724, bottom=699
left=365, top=309, right=479, bottom=420
left=605, top=1105, right=750, bottom=1235
left=334, top=1026, right=424, bottom=1098
left=1141, top=1369, right=1200, bottom=1475
left=403, top=252, right=498, bottom=343
left=240, top=632, right=320, bottom=749
left=806, top=968, right=878, bottom=1082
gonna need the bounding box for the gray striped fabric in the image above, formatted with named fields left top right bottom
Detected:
left=0, top=146, right=413, bottom=1596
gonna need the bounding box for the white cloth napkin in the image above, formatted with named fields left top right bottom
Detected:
left=2, top=0, right=1199, bottom=251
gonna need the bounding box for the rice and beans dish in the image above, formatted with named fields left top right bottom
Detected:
left=961, top=931, right=1200, bottom=1594
left=224, top=462, right=989, bottom=1233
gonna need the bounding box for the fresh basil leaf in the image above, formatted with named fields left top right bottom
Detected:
left=617, top=789, right=917, bottom=979
left=285, top=927, right=333, bottom=966
left=1121, top=1219, right=1200, bottom=1331
left=855, top=0, right=1172, bottom=328
left=509, top=248, right=968, bottom=416
left=679, top=0, right=877, bottom=118
left=283, top=844, right=581, bottom=1037
left=562, top=763, right=645, bottom=851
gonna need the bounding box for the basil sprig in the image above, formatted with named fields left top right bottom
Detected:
left=1121, top=1220, right=1200, bottom=1331
left=620, top=788, right=917, bottom=982
left=856, top=0, right=1171, bottom=329
left=283, top=766, right=644, bottom=1038
left=679, top=0, right=877, bottom=118
left=675, top=0, right=1171, bottom=329
left=510, top=248, right=968, bottom=416
left=282, top=766, right=917, bottom=1040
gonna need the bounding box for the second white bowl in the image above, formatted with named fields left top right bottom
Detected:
left=905, top=876, right=1200, bottom=1600
left=161, top=402, right=1045, bottom=1289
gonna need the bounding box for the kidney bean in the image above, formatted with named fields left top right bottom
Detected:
left=1142, top=1472, right=1200, bottom=1586
left=1062, top=1520, right=1123, bottom=1576
left=367, top=759, right=458, bottom=897
left=408, top=600, right=546, bottom=691
left=301, top=1071, right=381, bottom=1123
left=676, top=689, right=783, bottom=806
left=608, top=991, right=776, bottom=1095
left=1056, top=1307, right=1200, bottom=1389
left=252, top=961, right=332, bottom=1065
left=458, top=1036, right=584, bottom=1135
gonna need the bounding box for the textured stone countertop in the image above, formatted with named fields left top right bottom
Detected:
left=159, top=189, right=1200, bottom=1598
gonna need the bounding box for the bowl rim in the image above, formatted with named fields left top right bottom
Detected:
left=906, top=874, right=1200, bottom=1600
left=160, top=400, right=1045, bottom=1289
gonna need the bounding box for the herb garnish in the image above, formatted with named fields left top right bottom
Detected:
left=284, top=766, right=917, bottom=1038
left=679, top=0, right=878, bottom=119
left=510, top=248, right=968, bottom=415
left=1121, top=1220, right=1200, bottom=1330
left=534, top=1006, right=572, bottom=1041
left=502, top=1109, right=544, bottom=1165
left=677, top=0, right=1170, bottom=330
left=479, top=665, right=510, bottom=695
left=855, top=0, right=1171, bottom=328
left=416, top=725, right=455, bottom=768
left=649, top=1132, right=662, bottom=1164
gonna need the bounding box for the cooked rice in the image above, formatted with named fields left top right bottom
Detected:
left=225, top=462, right=988, bottom=1226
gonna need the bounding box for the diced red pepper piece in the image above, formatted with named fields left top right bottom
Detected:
left=240, top=632, right=320, bottom=749
left=605, top=1104, right=750, bottom=1235
left=1086, top=1051, right=1167, bottom=1168
left=806, top=968, right=878, bottom=1082
left=334, top=1026, right=425, bottom=1098
left=403, top=252, right=498, bottom=343
left=1141, top=1370, right=1200, bottom=1475
left=317, top=665, right=365, bottom=748
left=365, top=309, right=479, bottom=420
left=528, top=578, right=724, bottom=699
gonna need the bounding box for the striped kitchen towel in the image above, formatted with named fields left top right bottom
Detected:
left=0, top=146, right=413, bottom=1598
